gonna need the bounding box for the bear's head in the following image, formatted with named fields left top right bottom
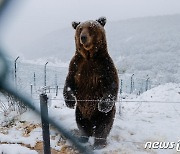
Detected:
left=72, top=17, right=107, bottom=60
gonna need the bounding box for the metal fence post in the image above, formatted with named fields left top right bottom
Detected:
left=31, top=84, right=33, bottom=97
left=40, top=94, right=51, bottom=154
left=55, top=74, right=57, bottom=86
left=146, top=76, right=150, bottom=91
left=34, top=72, right=36, bottom=87
left=56, top=85, right=58, bottom=96
left=130, top=74, right=134, bottom=94
left=44, top=62, right=48, bottom=93
left=120, top=79, right=123, bottom=94
left=14, top=56, right=19, bottom=88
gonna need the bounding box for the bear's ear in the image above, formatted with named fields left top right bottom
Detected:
left=96, top=17, right=106, bottom=27
left=72, top=21, right=81, bottom=29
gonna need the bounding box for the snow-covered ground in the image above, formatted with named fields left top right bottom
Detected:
left=0, top=83, right=180, bottom=154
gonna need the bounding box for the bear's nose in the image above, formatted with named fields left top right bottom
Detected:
left=80, top=35, right=87, bottom=44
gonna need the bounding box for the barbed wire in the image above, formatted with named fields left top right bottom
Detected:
left=17, top=61, right=68, bottom=69
left=31, top=98, right=180, bottom=104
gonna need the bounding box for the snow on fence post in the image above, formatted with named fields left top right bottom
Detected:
left=40, top=93, right=51, bottom=154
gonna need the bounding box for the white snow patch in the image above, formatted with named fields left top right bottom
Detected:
left=0, top=144, right=37, bottom=154
left=0, top=83, right=180, bottom=153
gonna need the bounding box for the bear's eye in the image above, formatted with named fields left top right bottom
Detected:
left=89, top=26, right=93, bottom=31
left=79, top=27, right=82, bottom=31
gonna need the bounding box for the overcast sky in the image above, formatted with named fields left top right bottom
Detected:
left=1, top=0, right=180, bottom=58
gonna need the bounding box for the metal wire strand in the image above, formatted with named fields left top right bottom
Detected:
left=34, top=98, right=180, bottom=104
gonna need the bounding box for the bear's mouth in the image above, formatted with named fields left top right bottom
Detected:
left=83, top=44, right=93, bottom=51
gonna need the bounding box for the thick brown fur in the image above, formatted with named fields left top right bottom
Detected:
left=63, top=17, right=119, bottom=149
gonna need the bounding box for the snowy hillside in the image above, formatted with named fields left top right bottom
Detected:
left=21, top=14, right=180, bottom=84
left=0, top=83, right=180, bottom=153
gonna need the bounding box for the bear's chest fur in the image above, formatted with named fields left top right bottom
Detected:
left=75, top=61, right=101, bottom=89
left=74, top=59, right=105, bottom=118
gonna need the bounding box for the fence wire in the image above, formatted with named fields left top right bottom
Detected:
left=31, top=97, right=180, bottom=104
left=0, top=1, right=180, bottom=154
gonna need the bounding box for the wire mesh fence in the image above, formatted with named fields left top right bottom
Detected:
left=0, top=1, right=93, bottom=153
left=2, top=58, right=180, bottom=118
left=10, top=60, right=67, bottom=94
left=2, top=57, right=180, bottom=153
left=8, top=59, right=155, bottom=96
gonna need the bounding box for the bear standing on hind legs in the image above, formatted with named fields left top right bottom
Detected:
left=63, top=17, right=119, bottom=149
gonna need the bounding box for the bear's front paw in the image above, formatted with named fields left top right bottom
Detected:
left=98, top=100, right=114, bottom=113
left=64, top=92, right=76, bottom=109
left=65, top=99, right=76, bottom=109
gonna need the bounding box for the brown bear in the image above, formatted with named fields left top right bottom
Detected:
left=63, top=17, right=119, bottom=149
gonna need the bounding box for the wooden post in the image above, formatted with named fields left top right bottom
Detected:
left=40, top=94, right=51, bottom=154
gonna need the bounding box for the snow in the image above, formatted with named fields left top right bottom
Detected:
left=0, top=144, right=37, bottom=154
left=0, top=83, right=180, bottom=153
left=97, top=83, right=180, bottom=154
left=0, top=129, right=42, bottom=147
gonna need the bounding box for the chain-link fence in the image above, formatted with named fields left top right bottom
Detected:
left=119, top=74, right=153, bottom=95
left=9, top=60, right=155, bottom=97
left=0, top=1, right=93, bottom=153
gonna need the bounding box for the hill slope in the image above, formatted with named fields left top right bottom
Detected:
left=22, top=14, right=180, bottom=84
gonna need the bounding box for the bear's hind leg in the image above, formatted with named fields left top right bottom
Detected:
left=76, top=107, right=93, bottom=143
left=93, top=107, right=116, bottom=149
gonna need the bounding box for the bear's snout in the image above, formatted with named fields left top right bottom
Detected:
left=80, top=35, right=87, bottom=44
